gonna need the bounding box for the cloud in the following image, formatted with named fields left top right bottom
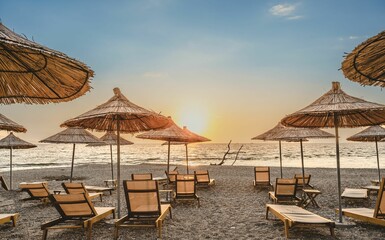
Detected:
left=269, top=3, right=303, bottom=20
left=338, top=35, right=369, bottom=41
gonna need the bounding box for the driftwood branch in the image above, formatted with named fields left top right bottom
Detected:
left=211, top=140, right=232, bottom=165
left=231, top=145, right=244, bottom=166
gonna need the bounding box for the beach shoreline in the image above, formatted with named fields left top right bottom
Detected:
left=1, top=163, right=384, bottom=239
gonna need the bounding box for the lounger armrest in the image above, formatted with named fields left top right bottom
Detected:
left=41, top=218, right=64, bottom=230
left=83, top=207, right=115, bottom=228
left=114, top=215, right=129, bottom=226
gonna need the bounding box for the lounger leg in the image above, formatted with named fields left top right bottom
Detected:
left=114, top=226, right=119, bottom=240
left=42, top=229, right=48, bottom=240
left=11, top=216, right=16, bottom=227
left=169, top=207, right=172, bottom=219
left=284, top=219, right=289, bottom=239
left=87, top=224, right=93, bottom=240
left=330, top=226, right=335, bottom=237
left=265, top=207, right=270, bottom=219
left=99, top=194, right=103, bottom=202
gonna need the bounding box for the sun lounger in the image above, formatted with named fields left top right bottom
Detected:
left=266, top=204, right=335, bottom=238
left=269, top=178, right=301, bottom=205
left=253, top=166, right=273, bottom=190
left=19, top=182, right=50, bottom=201
left=41, top=193, right=115, bottom=240
left=174, top=174, right=200, bottom=207
left=341, top=188, right=369, bottom=206
left=338, top=177, right=385, bottom=227
left=85, top=185, right=114, bottom=195
left=131, top=173, right=153, bottom=180
left=165, top=170, right=179, bottom=185
left=0, top=213, right=19, bottom=227
left=194, top=170, right=215, bottom=187
left=62, top=182, right=103, bottom=202
left=294, top=174, right=313, bottom=189
left=0, top=176, right=9, bottom=190
left=114, top=180, right=172, bottom=239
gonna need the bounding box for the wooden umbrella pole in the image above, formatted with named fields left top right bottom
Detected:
left=167, top=141, right=171, bottom=174
left=334, top=115, right=343, bottom=223
left=279, top=140, right=283, bottom=178
left=70, top=143, right=75, bottom=183
left=10, top=147, right=12, bottom=190
left=110, top=144, right=114, bottom=180
left=375, top=139, right=381, bottom=183
left=300, top=139, right=306, bottom=190
left=117, top=119, right=121, bottom=218
left=185, top=144, right=189, bottom=174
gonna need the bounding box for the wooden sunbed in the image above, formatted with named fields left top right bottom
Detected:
left=338, top=177, right=385, bottom=227
left=194, top=170, right=215, bottom=187
left=269, top=178, right=301, bottom=205
left=62, top=182, right=103, bottom=202
left=85, top=185, right=114, bottom=195
left=253, top=166, right=273, bottom=190
left=266, top=204, right=335, bottom=238
left=341, top=188, right=369, bottom=206
left=174, top=174, right=200, bottom=207
left=165, top=170, right=179, bottom=185
left=0, top=213, right=19, bottom=227
left=114, top=180, right=172, bottom=239
left=41, top=193, right=115, bottom=240
left=131, top=173, right=153, bottom=180
left=0, top=176, right=9, bottom=190
left=19, top=182, right=50, bottom=201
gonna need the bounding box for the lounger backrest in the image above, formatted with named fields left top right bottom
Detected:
left=123, top=180, right=161, bottom=217
left=176, top=174, right=196, bottom=196
left=0, top=176, right=9, bottom=190
left=165, top=170, right=179, bottom=183
left=131, top=173, right=153, bottom=180
left=274, top=178, right=297, bottom=198
left=49, top=193, right=96, bottom=218
left=294, top=174, right=311, bottom=185
left=374, top=177, right=385, bottom=218
left=19, top=182, right=49, bottom=198
left=255, top=167, right=270, bottom=184
left=62, top=182, right=87, bottom=195
left=195, top=170, right=210, bottom=183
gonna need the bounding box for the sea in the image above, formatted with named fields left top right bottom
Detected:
left=0, top=142, right=384, bottom=173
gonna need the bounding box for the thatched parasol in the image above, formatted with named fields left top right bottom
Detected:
left=87, top=131, right=133, bottom=181
left=61, top=87, right=169, bottom=218
left=0, top=132, right=36, bottom=189
left=347, top=125, right=385, bottom=183
left=162, top=126, right=210, bottom=174
left=271, top=127, right=334, bottom=190
left=341, top=31, right=385, bottom=87
left=252, top=123, right=308, bottom=178
left=0, top=23, right=94, bottom=104
left=136, top=119, right=195, bottom=174
left=0, top=113, right=27, bottom=133
left=40, top=127, right=102, bottom=182
left=281, top=81, right=385, bottom=223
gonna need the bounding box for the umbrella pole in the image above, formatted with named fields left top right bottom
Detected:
left=110, top=144, right=114, bottom=180
left=300, top=139, right=306, bottom=190
left=185, top=144, right=189, bottom=174
left=10, top=147, right=12, bottom=190
left=70, top=144, right=76, bottom=183
left=117, top=119, right=121, bottom=219
left=279, top=140, right=283, bottom=178
left=167, top=141, right=171, bottom=174
left=334, top=116, right=343, bottom=223
left=375, top=139, right=381, bottom=183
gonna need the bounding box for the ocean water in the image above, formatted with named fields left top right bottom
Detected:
left=0, top=142, right=384, bottom=172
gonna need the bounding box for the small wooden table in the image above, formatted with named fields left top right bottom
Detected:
left=302, top=189, right=321, bottom=208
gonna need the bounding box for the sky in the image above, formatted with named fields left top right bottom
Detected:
left=1, top=0, right=385, bottom=143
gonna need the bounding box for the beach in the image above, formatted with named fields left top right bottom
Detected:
left=1, top=164, right=384, bottom=240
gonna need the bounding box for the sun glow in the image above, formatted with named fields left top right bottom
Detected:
left=177, top=107, right=208, bottom=134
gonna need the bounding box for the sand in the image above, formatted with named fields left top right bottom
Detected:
left=0, top=164, right=384, bottom=240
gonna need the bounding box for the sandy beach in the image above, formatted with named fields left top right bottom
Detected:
left=1, top=164, right=384, bottom=240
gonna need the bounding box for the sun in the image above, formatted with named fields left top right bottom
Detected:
left=177, top=107, right=208, bottom=134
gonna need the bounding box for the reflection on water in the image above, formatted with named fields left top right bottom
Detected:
left=0, top=142, right=384, bottom=172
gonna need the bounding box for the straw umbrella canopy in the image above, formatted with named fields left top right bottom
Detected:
left=87, top=131, right=133, bottom=181
left=252, top=123, right=308, bottom=178
left=270, top=127, right=334, bottom=190
left=0, top=22, right=94, bottom=104
left=341, top=30, right=385, bottom=87
left=281, top=81, right=385, bottom=223
left=347, top=125, right=385, bottom=183
left=0, top=132, right=36, bottom=189
left=40, top=127, right=102, bottom=182
left=61, top=87, right=169, bottom=218
left=161, top=126, right=211, bottom=174
left=136, top=119, right=195, bottom=174
left=0, top=113, right=27, bottom=132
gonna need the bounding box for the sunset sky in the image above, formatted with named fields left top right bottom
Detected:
left=1, top=0, right=385, bottom=143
